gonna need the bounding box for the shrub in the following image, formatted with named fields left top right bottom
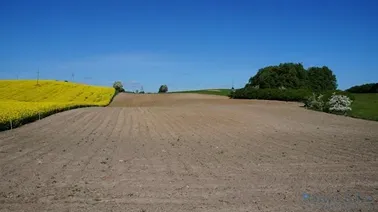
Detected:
left=231, top=88, right=311, bottom=102
left=158, top=85, right=168, bottom=93
left=305, top=91, right=354, bottom=114
left=320, top=90, right=355, bottom=105
left=305, top=93, right=324, bottom=111
left=327, top=93, right=353, bottom=114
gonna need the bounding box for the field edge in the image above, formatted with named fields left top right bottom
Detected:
left=0, top=91, right=119, bottom=132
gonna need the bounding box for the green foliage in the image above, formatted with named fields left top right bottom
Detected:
left=113, top=81, right=125, bottom=93
left=346, top=83, right=378, bottom=93
left=307, top=66, right=337, bottom=92
left=158, top=85, right=168, bottom=93
left=246, top=63, right=308, bottom=89
left=373, top=83, right=378, bottom=93
left=231, top=88, right=311, bottom=102
left=245, top=63, right=337, bottom=92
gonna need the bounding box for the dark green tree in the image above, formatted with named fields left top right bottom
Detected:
left=113, top=81, right=125, bottom=93
left=246, top=63, right=307, bottom=89
left=307, top=66, right=337, bottom=92
left=372, top=83, right=378, bottom=93
left=158, top=85, right=168, bottom=93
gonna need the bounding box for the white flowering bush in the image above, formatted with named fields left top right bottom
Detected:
left=305, top=93, right=324, bottom=111
left=328, top=93, right=352, bottom=114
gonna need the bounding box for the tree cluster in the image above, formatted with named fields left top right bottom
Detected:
left=245, top=63, right=337, bottom=92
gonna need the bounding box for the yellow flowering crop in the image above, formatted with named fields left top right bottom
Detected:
left=0, top=80, right=115, bottom=128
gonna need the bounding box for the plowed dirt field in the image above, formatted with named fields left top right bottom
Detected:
left=1, top=93, right=377, bottom=211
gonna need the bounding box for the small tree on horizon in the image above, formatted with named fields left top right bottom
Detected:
left=158, top=85, right=168, bottom=93
left=113, top=81, right=125, bottom=93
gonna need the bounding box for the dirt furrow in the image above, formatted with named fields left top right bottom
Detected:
left=1, top=93, right=377, bottom=212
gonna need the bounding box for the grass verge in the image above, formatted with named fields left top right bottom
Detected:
left=348, top=93, right=378, bottom=121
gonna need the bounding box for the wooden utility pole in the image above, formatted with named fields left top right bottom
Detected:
left=37, top=68, right=40, bottom=85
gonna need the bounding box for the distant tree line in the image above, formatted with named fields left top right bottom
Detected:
left=346, top=83, right=378, bottom=93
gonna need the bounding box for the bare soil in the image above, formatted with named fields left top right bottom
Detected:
left=1, top=93, right=377, bottom=211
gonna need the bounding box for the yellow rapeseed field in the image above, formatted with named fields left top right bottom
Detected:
left=0, top=80, right=115, bottom=128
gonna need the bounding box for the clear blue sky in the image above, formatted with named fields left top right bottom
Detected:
left=1, top=0, right=377, bottom=92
